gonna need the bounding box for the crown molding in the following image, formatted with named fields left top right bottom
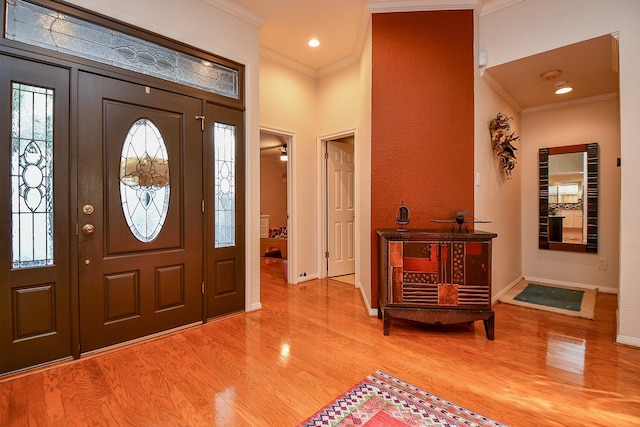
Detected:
left=522, top=93, right=619, bottom=115
left=260, top=46, right=318, bottom=78
left=480, top=0, right=524, bottom=17
left=317, top=54, right=361, bottom=78
left=366, top=0, right=479, bottom=13
left=200, top=0, right=265, bottom=27
left=482, top=72, right=522, bottom=113
left=317, top=5, right=371, bottom=78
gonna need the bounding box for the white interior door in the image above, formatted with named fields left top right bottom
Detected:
left=327, top=141, right=355, bottom=277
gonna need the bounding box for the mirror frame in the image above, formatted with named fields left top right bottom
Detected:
left=539, top=143, right=599, bottom=253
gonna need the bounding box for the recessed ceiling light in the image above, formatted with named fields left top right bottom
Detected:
left=308, top=38, right=320, bottom=48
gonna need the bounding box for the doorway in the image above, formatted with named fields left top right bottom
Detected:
left=259, top=129, right=292, bottom=283
left=0, top=0, right=247, bottom=376
left=1, top=58, right=246, bottom=374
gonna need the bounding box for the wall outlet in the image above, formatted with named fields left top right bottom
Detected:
left=599, top=259, right=607, bottom=270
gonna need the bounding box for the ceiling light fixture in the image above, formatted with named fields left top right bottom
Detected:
left=280, top=145, right=288, bottom=162
left=554, top=80, right=573, bottom=95
left=308, top=38, right=320, bottom=48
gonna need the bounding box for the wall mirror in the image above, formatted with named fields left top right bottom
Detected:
left=539, top=143, right=599, bottom=253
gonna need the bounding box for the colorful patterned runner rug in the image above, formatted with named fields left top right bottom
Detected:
left=298, top=370, right=507, bottom=426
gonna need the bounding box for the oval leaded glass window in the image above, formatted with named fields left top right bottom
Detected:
left=119, top=118, right=170, bottom=242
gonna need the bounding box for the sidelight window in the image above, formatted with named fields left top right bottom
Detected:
left=11, top=82, right=54, bottom=268
left=214, top=122, right=236, bottom=248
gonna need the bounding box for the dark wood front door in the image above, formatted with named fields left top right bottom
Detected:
left=77, top=72, right=203, bottom=352
left=0, top=55, right=72, bottom=374
left=204, top=102, right=245, bottom=319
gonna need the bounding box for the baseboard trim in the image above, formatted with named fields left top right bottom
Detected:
left=492, top=276, right=523, bottom=304
left=248, top=302, right=262, bottom=311
left=616, top=334, right=640, bottom=348
left=294, top=273, right=319, bottom=284
left=356, top=281, right=377, bottom=316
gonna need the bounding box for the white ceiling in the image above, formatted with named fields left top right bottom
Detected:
left=230, top=0, right=368, bottom=75
left=483, top=34, right=619, bottom=111
left=232, top=0, right=619, bottom=113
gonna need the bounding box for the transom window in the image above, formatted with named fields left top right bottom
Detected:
left=5, top=0, right=239, bottom=99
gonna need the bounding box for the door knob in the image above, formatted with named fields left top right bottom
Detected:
left=82, top=224, right=95, bottom=235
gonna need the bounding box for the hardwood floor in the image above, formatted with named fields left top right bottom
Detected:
left=2, top=257, right=640, bottom=426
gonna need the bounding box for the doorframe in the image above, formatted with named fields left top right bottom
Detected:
left=260, top=126, right=296, bottom=284
left=317, top=129, right=358, bottom=282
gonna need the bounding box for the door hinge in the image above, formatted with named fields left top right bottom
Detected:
left=201, top=281, right=205, bottom=295
left=195, top=115, right=205, bottom=131
left=325, top=152, right=329, bottom=160
left=325, top=251, right=330, bottom=258
left=202, top=200, right=205, bottom=213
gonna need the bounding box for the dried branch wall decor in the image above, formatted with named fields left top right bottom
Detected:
left=489, top=113, right=519, bottom=178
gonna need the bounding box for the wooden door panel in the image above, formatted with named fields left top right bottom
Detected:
left=0, top=55, right=71, bottom=374
left=104, top=101, right=183, bottom=254
left=78, top=72, right=203, bottom=352
left=204, top=102, right=245, bottom=319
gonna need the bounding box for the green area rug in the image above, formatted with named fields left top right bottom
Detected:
left=498, top=281, right=597, bottom=319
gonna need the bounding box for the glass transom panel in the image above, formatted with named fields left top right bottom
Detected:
left=120, top=118, right=170, bottom=243
left=5, top=0, right=239, bottom=99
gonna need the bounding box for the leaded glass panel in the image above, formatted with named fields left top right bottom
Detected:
left=11, top=83, right=54, bottom=268
left=5, top=0, right=239, bottom=99
left=214, top=122, right=236, bottom=248
left=120, top=118, right=170, bottom=243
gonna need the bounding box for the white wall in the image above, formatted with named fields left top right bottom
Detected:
left=357, top=20, right=373, bottom=311
left=259, top=57, right=319, bottom=280
left=474, top=76, right=523, bottom=299
left=521, top=98, right=620, bottom=291
left=317, top=62, right=361, bottom=134
left=64, top=0, right=263, bottom=311
left=480, top=0, right=640, bottom=346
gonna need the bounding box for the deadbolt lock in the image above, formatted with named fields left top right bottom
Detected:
left=82, top=204, right=95, bottom=215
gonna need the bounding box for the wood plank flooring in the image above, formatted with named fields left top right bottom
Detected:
left=2, top=257, right=640, bottom=426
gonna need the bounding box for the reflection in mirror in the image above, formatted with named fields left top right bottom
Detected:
left=549, top=152, right=586, bottom=244
left=539, top=143, right=599, bottom=253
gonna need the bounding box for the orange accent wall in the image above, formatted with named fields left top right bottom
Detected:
left=371, top=11, right=474, bottom=307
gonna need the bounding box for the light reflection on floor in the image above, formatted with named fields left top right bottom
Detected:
left=546, top=331, right=586, bottom=381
